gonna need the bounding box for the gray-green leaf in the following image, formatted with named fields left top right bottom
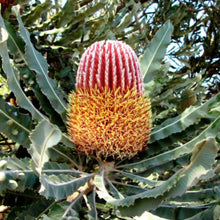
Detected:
left=29, top=120, right=62, bottom=174
left=0, top=15, right=44, bottom=121
left=140, top=20, right=173, bottom=83
left=13, top=6, right=67, bottom=116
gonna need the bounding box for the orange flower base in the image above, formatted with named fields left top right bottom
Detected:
left=67, top=87, right=152, bottom=159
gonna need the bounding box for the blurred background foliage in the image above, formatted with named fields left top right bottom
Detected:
left=0, top=0, right=219, bottom=219
left=2, top=0, right=219, bottom=99
left=2, top=0, right=219, bottom=100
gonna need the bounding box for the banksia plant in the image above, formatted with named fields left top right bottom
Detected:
left=1, top=3, right=219, bottom=219
left=67, top=40, right=152, bottom=159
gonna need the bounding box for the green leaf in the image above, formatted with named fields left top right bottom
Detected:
left=0, top=98, right=32, bottom=147
left=115, top=3, right=140, bottom=32
left=94, top=170, right=116, bottom=203
left=0, top=16, right=44, bottom=121
left=0, top=24, right=74, bottom=150
left=167, top=187, right=220, bottom=206
left=48, top=144, right=78, bottom=167
left=18, top=68, right=65, bottom=127
left=118, top=116, right=220, bottom=171
left=57, top=0, right=79, bottom=28
left=185, top=204, right=220, bottom=220
left=42, top=201, right=81, bottom=220
left=111, top=172, right=179, bottom=208
left=42, top=203, right=65, bottom=220
left=29, top=120, right=62, bottom=174
left=2, top=21, right=66, bottom=128
left=6, top=156, right=32, bottom=170
left=117, top=197, right=164, bottom=217
left=150, top=92, right=220, bottom=143
left=4, top=20, right=25, bottom=57
left=13, top=6, right=67, bottom=116
left=167, top=138, right=219, bottom=198
left=1, top=157, right=37, bottom=193
left=17, top=198, right=54, bottom=219
left=40, top=173, right=93, bottom=200
left=1, top=22, right=74, bottom=147
left=113, top=182, right=147, bottom=195
left=117, top=170, right=163, bottom=188
left=112, top=5, right=127, bottom=28
left=107, top=179, right=125, bottom=200
left=43, top=162, right=82, bottom=177
left=116, top=138, right=218, bottom=217
left=58, top=1, right=106, bottom=28
left=22, top=0, right=52, bottom=25
left=140, top=20, right=173, bottom=83
left=87, top=189, right=98, bottom=220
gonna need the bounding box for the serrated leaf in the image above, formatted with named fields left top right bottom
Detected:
left=0, top=15, right=44, bottom=121
left=118, top=116, right=220, bottom=171
left=0, top=98, right=32, bottom=146
left=57, top=0, right=79, bottom=28
left=40, top=173, right=93, bottom=200
left=150, top=92, right=220, bottom=143
left=94, top=171, right=116, bottom=203
left=116, top=138, right=218, bottom=217
left=140, top=20, right=173, bottom=83
left=118, top=197, right=164, bottom=217
left=41, top=200, right=82, bottom=220
left=111, top=171, right=179, bottom=208
left=0, top=24, right=74, bottom=148
left=0, top=22, right=75, bottom=150
left=22, top=0, right=52, bottom=25
left=167, top=187, right=220, bottom=205
left=29, top=120, right=62, bottom=174
left=112, top=6, right=127, bottom=28
left=185, top=204, right=220, bottom=220
left=115, top=3, right=140, bottom=32
left=6, top=157, right=32, bottom=170
left=1, top=157, right=37, bottom=193
left=114, top=183, right=147, bottom=195
left=42, top=162, right=82, bottom=177
left=58, top=1, right=105, bottom=28
left=5, top=20, right=66, bottom=124
left=117, top=170, right=163, bottom=188
left=42, top=203, right=65, bottom=220
left=95, top=168, right=177, bottom=209
left=167, top=138, right=219, bottom=198
left=107, top=180, right=124, bottom=200
left=43, top=162, right=72, bottom=171
left=12, top=6, right=67, bottom=116
left=4, top=20, right=25, bottom=58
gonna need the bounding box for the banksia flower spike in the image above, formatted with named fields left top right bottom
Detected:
left=67, top=40, right=152, bottom=159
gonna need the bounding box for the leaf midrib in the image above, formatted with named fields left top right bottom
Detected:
left=151, top=94, right=218, bottom=140
left=142, top=22, right=171, bottom=79
left=0, top=109, right=30, bottom=133
left=39, top=128, right=56, bottom=172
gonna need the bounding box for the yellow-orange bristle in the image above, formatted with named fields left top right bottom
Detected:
left=67, top=87, right=152, bottom=159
